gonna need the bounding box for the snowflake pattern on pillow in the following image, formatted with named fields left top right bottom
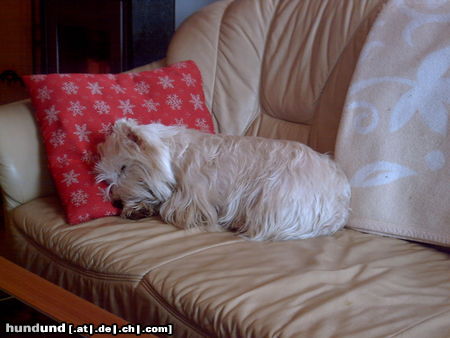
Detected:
left=23, top=61, right=215, bottom=225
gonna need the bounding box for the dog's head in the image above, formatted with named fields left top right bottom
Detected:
left=95, top=118, right=176, bottom=219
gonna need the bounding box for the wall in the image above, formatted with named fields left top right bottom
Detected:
left=175, top=0, right=219, bottom=28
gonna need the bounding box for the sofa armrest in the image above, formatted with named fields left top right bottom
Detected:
left=0, top=100, right=55, bottom=211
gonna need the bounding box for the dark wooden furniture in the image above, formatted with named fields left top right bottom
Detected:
left=0, top=257, right=156, bottom=337
left=34, top=0, right=174, bottom=74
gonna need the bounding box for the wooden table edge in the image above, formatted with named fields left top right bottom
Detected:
left=0, top=256, right=156, bottom=337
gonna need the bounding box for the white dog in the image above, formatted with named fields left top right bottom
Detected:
left=96, top=119, right=350, bottom=241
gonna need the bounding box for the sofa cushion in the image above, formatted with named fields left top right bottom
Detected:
left=23, top=61, right=214, bottom=224
left=336, top=1, right=450, bottom=246
left=11, top=197, right=450, bottom=337
left=167, top=0, right=387, bottom=153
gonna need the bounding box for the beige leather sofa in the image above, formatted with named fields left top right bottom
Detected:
left=1, top=0, right=450, bottom=336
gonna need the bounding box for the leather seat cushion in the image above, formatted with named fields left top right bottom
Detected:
left=11, top=196, right=450, bottom=337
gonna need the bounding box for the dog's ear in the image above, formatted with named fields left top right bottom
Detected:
left=114, top=118, right=137, bottom=135
left=114, top=119, right=143, bottom=146
left=96, top=141, right=105, bottom=156
left=126, top=130, right=142, bottom=145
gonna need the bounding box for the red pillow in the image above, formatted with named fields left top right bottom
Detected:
left=23, top=61, right=215, bottom=224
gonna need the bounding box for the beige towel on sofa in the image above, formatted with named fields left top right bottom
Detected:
left=336, top=0, right=450, bottom=246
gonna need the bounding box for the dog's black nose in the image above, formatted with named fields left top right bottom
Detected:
left=112, top=199, right=123, bottom=209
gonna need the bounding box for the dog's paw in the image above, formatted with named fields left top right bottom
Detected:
left=121, top=201, right=156, bottom=220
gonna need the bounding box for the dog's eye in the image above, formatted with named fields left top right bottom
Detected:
left=120, top=165, right=126, bottom=173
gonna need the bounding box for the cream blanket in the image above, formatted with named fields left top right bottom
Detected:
left=336, top=0, right=450, bottom=246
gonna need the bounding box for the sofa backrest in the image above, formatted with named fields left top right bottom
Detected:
left=0, top=0, right=387, bottom=211
left=165, top=0, right=387, bottom=153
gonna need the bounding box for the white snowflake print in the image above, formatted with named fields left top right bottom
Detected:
left=189, top=94, right=204, bottom=111
left=195, top=118, right=209, bottom=131
left=58, top=74, right=71, bottom=78
left=73, top=124, right=92, bottom=142
left=56, top=154, right=70, bottom=167
left=174, top=118, right=186, bottom=127
left=97, top=186, right=110, bottom=202
left=104, top=210, right=117, bottom=216
left=181, top=73, right=196, bottom=87
left=99, top=123, right=113, bottom=135
left=81, top=150, right=96, bottom=163
left=107, top=74, right=116, bottom=80
left=166, top=94, right=182, bottom=110
left=62, top=169, right=80, bottom=187
left=68, top=101, right=87, bottom=117
left=173, top=62, right=188, bottom=69
left=150, top=118, right=162, bottom=124
left=93, top=100, right=110, bottom=115
left=134, top=81, right=150, bottom=95
left=128, top=73, right=140, bottom=78
left=50, top=129, right=66, bottom=147
left=77, top=214, right=90, bottom=222
left=158, top=76, right=175, bottom=89
left=62, top=81, right=79, bottom=95
left=37, top=86, right=53, bottom=102
left=71, top=189, right=88, bottom=207
left=30, top=75, right=46, bottom=82
left=111, top=84, right=126, bottom=94
left=142, top=99, right=160, bottom=112
left=44, top=105, right=60, bottom=125
left=118, top=99, right=135, bottom=115
left=87, top=82, right=103, bottom=95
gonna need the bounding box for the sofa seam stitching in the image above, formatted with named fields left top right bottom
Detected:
left=139, top=279, right=211, bottom=337
left=143, top=238, right=245, bottom=273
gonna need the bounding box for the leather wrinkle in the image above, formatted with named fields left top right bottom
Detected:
left=309, top=1, right=386, bottom=108
left=13, top=203, right=247, bottom=281
left=1, top=186, right=20, bottom=208
left=139, top=279, right=210, bottom=337
left=306, top=1, right=387, bottom=150
left=12, top=222, right=144, bottom=281
left=259, top=0, right=386, bottom=129
left=239, top=0, right=275, bottom=134
left=260, top=0, right=316, bottom=122
left=212, top=1, right=234, bottom=133
left=389, top=308, right=450, bottom=337
left=257, top=0, right=282, bottom=129
left=259, top=0, right=330, bottom=124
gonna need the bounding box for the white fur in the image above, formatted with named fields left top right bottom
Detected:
left=96, top=119, right=351, bottom=241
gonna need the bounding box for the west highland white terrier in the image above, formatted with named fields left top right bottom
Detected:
left=96, top=119, right=351, bottom=241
